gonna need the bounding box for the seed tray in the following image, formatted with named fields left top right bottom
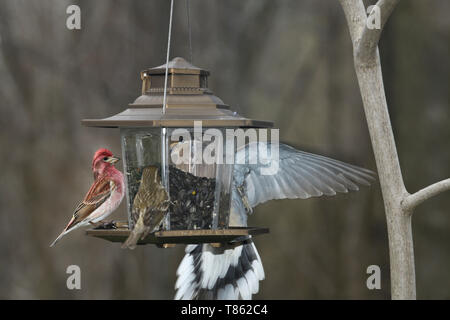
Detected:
left=86, top=225, right=269, bottom=246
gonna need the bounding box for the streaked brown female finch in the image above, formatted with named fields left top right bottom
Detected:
left=122, top=165, right=170, bottom=249
left=50, top=148, right=125, bottom=247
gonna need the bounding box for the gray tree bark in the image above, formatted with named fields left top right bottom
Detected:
left=338, top=0, right=450, bottom=299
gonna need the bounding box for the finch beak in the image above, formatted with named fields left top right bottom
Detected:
left=106, top=156, right=120, bottom=164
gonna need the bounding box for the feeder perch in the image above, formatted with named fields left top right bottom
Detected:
left=82, top=57, right=272, bottom=246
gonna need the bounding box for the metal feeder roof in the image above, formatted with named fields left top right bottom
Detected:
left=81, top=57, right=273, bottom=128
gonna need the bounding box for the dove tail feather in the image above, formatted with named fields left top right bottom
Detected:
left=175, top=238, right=265, bottom=300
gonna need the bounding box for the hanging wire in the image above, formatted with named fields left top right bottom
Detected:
left=161, top=0, right=175, bottom=230
left=185, top=0, right=193, bottom=63
left=162, top=0, right=175, bottom=115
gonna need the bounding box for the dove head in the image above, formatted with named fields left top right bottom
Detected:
left=92, top=148, right=121, bottom=177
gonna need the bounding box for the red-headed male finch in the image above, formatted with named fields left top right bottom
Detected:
left=122, top=165, right=170, bottom=250
left=50, top=148, right=125, bottom=247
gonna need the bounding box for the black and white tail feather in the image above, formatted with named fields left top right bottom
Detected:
left=175, top=239, right=264, bottom=300
left=174, top=142, right=376, bottom=300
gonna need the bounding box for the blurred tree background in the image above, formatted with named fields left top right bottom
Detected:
left=0, top=0, right=448, bottom=299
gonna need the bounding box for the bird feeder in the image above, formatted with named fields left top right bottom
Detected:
left=83, top=57, right=271, bottom=246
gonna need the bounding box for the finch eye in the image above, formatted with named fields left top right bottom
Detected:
left=103, top=157, right=109, bottom=161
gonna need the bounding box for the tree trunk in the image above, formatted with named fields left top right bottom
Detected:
left=354, top=52, right=415, bottom=299
left=338, top=0, right=450, bottom=299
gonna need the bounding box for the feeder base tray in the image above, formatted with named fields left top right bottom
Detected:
left=86, top=225, right=269, bottom=247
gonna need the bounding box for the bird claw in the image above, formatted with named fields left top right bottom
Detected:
left=92, top=220, right=117, bottom=230
left=237, top=186, right=253, bottom=213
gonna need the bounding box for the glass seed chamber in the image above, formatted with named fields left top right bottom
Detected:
left=120, top=126, right=234, bottom=230
left=82, top=57, right=272, bottom=241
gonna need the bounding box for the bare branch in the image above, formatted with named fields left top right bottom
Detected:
left=356, top=0, right=401, bottom=63
left=338, top=0, right=366, bottom=46
left=402, top=179, right=450, bottom=212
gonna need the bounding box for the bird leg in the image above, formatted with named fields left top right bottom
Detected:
left=237, top=186, right=253, bottom=214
